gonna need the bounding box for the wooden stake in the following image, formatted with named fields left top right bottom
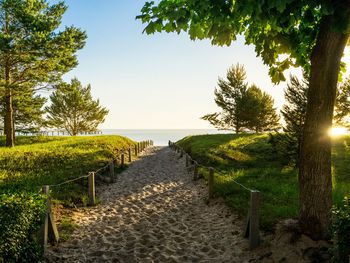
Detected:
left=88, top=172, right=96, bottom=205
left=128, top=148, right=132, bottom=162
left=244, top=190, right=260, bottom=249
left=121, top=153, right=125, bottom=166
left=109, top=160, right=115, bottom=183
left=208, top=168, right=214, bottom=199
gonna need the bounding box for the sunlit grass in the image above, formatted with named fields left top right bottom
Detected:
left=0, top=135, right=136, bottom=205
left=178, top=133, right=350, bottom=231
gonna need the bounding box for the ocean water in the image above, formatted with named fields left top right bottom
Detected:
left=101, top=129, right=231, bottom=146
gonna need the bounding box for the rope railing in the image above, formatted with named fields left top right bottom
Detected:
left=39, top=139, right=154, bottom=252
left=168, top=140, right=260, bottom=250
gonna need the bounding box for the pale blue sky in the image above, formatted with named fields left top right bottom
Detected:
left=58, top=1, right=350, bottom=129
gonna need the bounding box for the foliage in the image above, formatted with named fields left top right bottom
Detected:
left=0, top=135, right=135, bottom=204
left=331, top=197, right=350, bottom=262
left=0, top=86, right=47, bottom=133
left=0, top=193, right=46, bottom=262
left=272, top=75, right=309, bottom=166
left=273, top=75, right=350, bottom=166
left=335, top=77, right=350, bottom=126
left=138, top=1, right=349, bottom=81
left=243, top=84, right=280, bottom=133
left=0, top=0, right=87, bottom=146
left=177, top=133, right=350, bottom=230
left=202, top=64, right=279, bottom=133
left=202, top=64, right=248, bottom=133
left=46, top=79, right=108, bottom=136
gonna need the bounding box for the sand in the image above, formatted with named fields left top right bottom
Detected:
left=45, top=147, right=330, bottom=263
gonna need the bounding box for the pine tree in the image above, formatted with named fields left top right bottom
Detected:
left=277, top=75, right=309, bottom=165
left=277, top=75, right=350, bottom=166
left=1, top=87, right=46, bottom=134
left=202, top=64, right=279, bottom=133
left=46, top=79, right=109, bottom=136
left=0, top=0, right=87, bottom=146
left=202, top=63, right=248, bottom=133
left=243, top=85, right=280, bottom=133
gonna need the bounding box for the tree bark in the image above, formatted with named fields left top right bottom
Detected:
left=5, top=87, right=14, bottom=147
left=299, top=12, right=350, bottom=239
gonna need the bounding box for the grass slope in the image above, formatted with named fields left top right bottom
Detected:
left=177, top=133, right=350, bottom=231
left=0, top=135, right=135, bottom=205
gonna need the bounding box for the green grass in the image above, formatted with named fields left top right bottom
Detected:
left=177, top=133, right=350, bottom=231
left=0, top=135, right=136, bottom=205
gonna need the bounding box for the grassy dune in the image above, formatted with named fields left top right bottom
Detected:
left=177, top=133, right=350, bottom=230
left=0, top=135, right=136, bottom=205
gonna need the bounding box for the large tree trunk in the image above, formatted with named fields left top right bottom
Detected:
left=299, top=13, right=350, bottom=239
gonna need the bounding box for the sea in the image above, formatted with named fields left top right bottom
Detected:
left=101, top=129, right=231, bottom=146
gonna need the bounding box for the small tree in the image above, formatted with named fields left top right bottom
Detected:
left=46, top=79, right=109, bottom=136
left=243, top=85, right=280, bottom=133
left=202, top=64, right=248, bottom=133
left=202, top=64, right=279, bottom=133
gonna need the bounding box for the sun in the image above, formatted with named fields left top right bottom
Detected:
left=329, top=126, right=349, bottom=136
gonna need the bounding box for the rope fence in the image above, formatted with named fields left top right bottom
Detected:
left=39, top=139, right=154, bottom=252
left=168, top=140, right=261, bottom=250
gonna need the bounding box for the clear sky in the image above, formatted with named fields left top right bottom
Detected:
left=59, top=0, right=350, bottom=129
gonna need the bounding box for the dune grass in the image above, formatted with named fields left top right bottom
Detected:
left=0, top=135, right=136, bottom=205
left=177, top=133, right=350, bottom=231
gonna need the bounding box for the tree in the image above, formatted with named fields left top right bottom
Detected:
left=278, top=75, right=309, bottom=166
left=0, top=87, right=46, bottom=134
left=201, top=64, right=248, bottom=133
left=202, top=65, right=280, bottom=133
left=243, top=85, right=280, bottom=133
left=45, top=78, right=109, bottom=136
left=279, top=74, right=350, bottom=166
left=0, top=0, right=87, bottom=147
left=138, top=0, right=350, bottom=239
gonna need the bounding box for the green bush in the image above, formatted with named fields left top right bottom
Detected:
left=0, top=193, right=46, bottom=262
left=331, top=197, right=350, bottom=263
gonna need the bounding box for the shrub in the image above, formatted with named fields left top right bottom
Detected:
left=331, top=197, right=350, bottom=263
left=0, top=193, right=46, bottom=262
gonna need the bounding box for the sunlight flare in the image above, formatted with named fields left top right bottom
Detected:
left=329, top=126, right=349, bottom=136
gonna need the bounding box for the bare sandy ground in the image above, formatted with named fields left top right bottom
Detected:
left=45, top=147, right=330, bottom=263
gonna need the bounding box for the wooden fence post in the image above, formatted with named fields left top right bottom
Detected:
left=40, top=185, right=49, bottom=251
left=40, top=185, right=59, bottom=251
left=244, top=190, right=260, bottom=250
left=121, top=153, right=125, bottom=167
left=138, top=143, right=140, bottom=153
left=128, top=148, right=132, bottom=162
left=88, top=172, right=96, bottom=205
left=109, top=160, right=115, bottom=183
left=135, top=144, right=138, bottom=156
left=208, top=168, right=214, bottom=199
left=193, top=162, right=198, bottom=180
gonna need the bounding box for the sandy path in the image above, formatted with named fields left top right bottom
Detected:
left=46, top=146, right=254, bottom=262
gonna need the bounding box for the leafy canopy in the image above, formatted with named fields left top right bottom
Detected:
left=138, top=0, right=350, bottom=82
left=45, top=78, right=109, bottom=136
